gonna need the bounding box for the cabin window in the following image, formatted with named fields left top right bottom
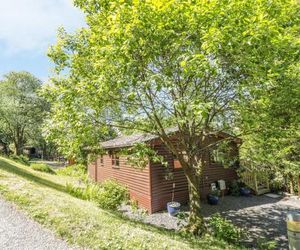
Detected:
left=210, top=146, right=236, bottom=168
left=112, top=154, right=120, bottom=168
left=100, top=155, right=104, bottom=165
left=211, top=149, right=225, bottom=165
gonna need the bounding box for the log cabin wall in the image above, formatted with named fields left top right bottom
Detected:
left=88, top=133, right=239, bottom=214
left=88, top=154, right=152, bottom=212
left=149, top=138, right=238, bottom=213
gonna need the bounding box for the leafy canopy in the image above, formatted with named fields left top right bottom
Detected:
left=0, top=71, right=46, bottom=154
left=48, top=0, right=300, bottom=156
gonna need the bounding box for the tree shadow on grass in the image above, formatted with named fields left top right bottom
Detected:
left=0, top=158, right=66, bottom=193
left=102, top=210, right=234, bottom=250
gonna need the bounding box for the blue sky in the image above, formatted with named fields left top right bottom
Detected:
left=0, top=0, right=85, bottom=81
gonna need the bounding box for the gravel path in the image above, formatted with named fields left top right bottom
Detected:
left=0, top=198, right=76, bottom=250
left=207, top=195, right=300, bottom=249
left=121, top=195, right=300, bottom=249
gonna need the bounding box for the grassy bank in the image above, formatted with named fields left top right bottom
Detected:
left=0, top=156, right=241, bottom=249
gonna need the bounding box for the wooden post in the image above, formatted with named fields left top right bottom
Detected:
left=298, top=175, right=300, bottom=197
left=289, top=174, right=295, bottom=195
left=254, top=173, right=258, bottom=194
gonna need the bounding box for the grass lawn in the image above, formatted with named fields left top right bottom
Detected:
left=0, top=156, right=243, bottom=250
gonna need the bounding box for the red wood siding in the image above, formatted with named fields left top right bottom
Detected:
left=88, top=135, right=239, bottom=214
left=88, top=161, right=97, bottom=181
left=88, top=154, right=152, bottom=212
left=149, top=139, right=238, bottom=213
left=150, top=143, right=189, bottom=213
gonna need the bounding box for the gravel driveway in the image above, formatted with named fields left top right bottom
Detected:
left=0, top=198, right=76, bottom=250
left=202, top=195, right=300, bottom=249
left=121, top=195, right=300, bottom=249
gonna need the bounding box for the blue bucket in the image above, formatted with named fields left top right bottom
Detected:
left=167, top=202, right=181, bottom=216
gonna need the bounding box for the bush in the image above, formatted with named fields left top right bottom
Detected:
left=94, top=180, right=129, bottom=210
left=85, top=182, right=102, bottom=200
left=66, top=183, right=86, bottom=199
left=66, top=182, right=102, bottom=200
left=9, top=155, right=30, bottom=166
left=257, top=238, right=277, bottom=250
left=229, top=180, right=241, bottom=196
left=269, top=172, right=285, bottom=193
left=56, top=164, right=87, bottom=179
left=208, top=213, right=244, bottom=244
left=31, top=163, right=56, bottom=174
left=66, top=179, right=128, bottom=211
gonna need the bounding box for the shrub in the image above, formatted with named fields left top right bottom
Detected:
left=31, top=163, right=56, bottom=174
left=84, top=182, right=103, bottom=200
left=257, top=238, right=277, bottom=250
left=229, top=180, right=241, bottom=196
left=65, top=179, right=128, bottom=210
left=94, top=180, right=129, bottom=210
left=66, top=182, right=101, bottom=200
left=129, top=199, right=139, bottom=212
left=9, top=155, right=30, bottom=166
left=56, top=164, right=87, bottom=179
left=269, top=172, right=285, bottom=193
left=208, top=213, right=244, bottom=244
left=66, top=183, right=86, bottom=199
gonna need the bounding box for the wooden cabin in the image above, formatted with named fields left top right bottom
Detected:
left=88, top=129, right=240, bottom=213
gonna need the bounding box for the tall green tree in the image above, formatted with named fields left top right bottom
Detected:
left=0, top=71, right=47, bottom=155
left=240, top=62, right=300, bottom=195
left=46, top=0, right=300, bottom=234
left=41, top=86, right=114, bottom=162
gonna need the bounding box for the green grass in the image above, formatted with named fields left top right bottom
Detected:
left=31, top=163, right=56, bottom=174
left=0, top=156, right=243, bottom=250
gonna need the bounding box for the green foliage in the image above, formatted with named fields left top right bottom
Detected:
left=46, top=0, right=300, bottom=233
left=208, top=214, right=244, bottom=244
left=9, top=155, right=30, bottom=166
left=66, top=182, right=103, bottom=201
left=209, top=189, right=221, bottom=197
left=65, top=183, right=86, bottom=199
left=211, top=141, right=238, bottom=168
left=0, top=157, right=240, bottom=250
left=129, top=199, right=139, bottom=212
left=229, top=180, right=241, bottom=196
left=257, top=238, right=277, bottom=250
left=123, top=143, right=168, bottom=169
left=66, top=179, right=129, bottom=211
left=0, top=71, right=47, bottom=155
left=56, top=164, right=87, bottom=179
left=93, top=179, right=129, bottom=210
left=41, top=81, right=116, bottom=163
left=269, top=172, right=286, bottom=193
left=31, top=163, right=55, bottom=174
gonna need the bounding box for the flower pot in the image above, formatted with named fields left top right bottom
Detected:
left=167, top=202, right=181, bottom=216
left=240, top=187, right=251, bottom=196
left=207, top=194, right=219, bottom=205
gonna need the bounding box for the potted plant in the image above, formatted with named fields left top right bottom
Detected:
left=207, top=189, right=220, bottom=205
left=167, top=183, right=180, bottom=216
left=240, top=187, right=251, bottom=196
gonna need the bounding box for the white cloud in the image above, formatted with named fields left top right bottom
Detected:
left=0, top=0, right=85, bottom=55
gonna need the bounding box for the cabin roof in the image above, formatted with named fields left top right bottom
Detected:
left=100, top=127, right=240, bottom=149
left=101, top=127, right=178, bottom=149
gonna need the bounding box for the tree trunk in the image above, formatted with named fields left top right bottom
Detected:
left=184, top=170, right=206, bottom=236
left=14, top=138, right=24, bottom=156
left=289, top=174, right=295, bottom=195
